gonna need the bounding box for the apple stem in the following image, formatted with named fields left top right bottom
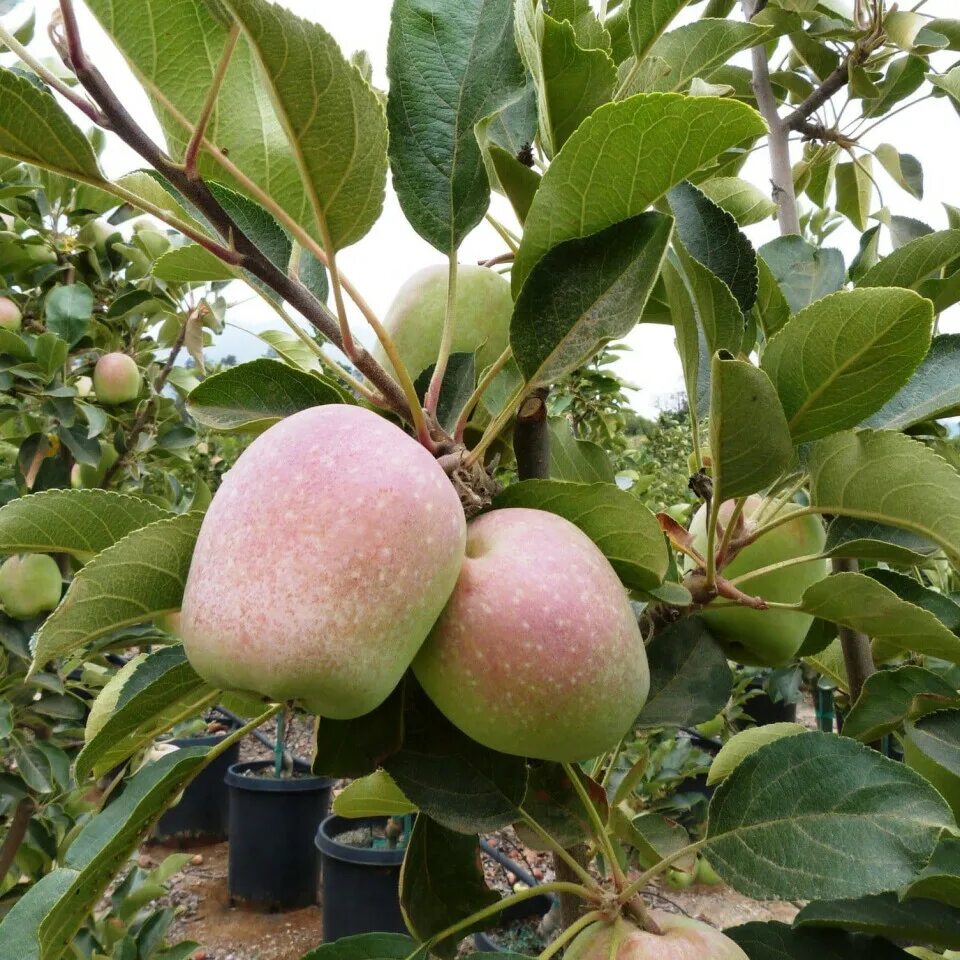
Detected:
left=617, top=838, right=709, bottom=904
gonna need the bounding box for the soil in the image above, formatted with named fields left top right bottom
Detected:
left=480, top=915, right=546, bottom=955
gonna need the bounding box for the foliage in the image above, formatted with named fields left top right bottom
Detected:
left=0, top=1, right=959, bottom=959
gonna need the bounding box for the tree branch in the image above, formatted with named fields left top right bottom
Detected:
left=56, top=1, right=411, bottom=421
left=831, top=556, right=875, bottom=703
left=0, top=797, right=36, bottom=883
left=513, top=388, right=551, bottom=482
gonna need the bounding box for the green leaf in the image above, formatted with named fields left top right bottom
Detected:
left=492, top=479, right=669, bottom=591
left=619, top=19, right=773, bottom=95
left=513, top=93, right=765, bottom=292
left=635, top=616, right=733, bottom=728
left=222, top=0, right=387, bottom=251
left=864, top=335, right=960, bottom=430
left=905, top=709, right=960, bottom=778
left=760, top=288, right=934, bottom=443
left=515, top=0, right=617, bottom=158
left=612, top=810, right=693, bottom=871
left=548, top=421, right=614, bottom=484
left=931, top=65, right=960, bottom=104
left=843, top=666, right=960, bottom=743
left=726, top=921, right=915, bottom=960
left=857, top=229, right=960, bottom=298
left=753, top=256, right=792, bottom=339
left=758, top=236, right=845, bottom=314
left=709, top=353, right=792, bottom=501
left=313, top=682, right=404, bottom=779
left=902, top=835, right=960, bottom=908
left=332, top=770, right=417, bottom=819
left=662, top=258, right=704, bottom=420
left=697, top=177, right=777, bottom=227
left=824, top=516, right=938, bottom=566
left=0, top=489, right=168, bottom=560
left=673, top=241, right=743, bottom=362
left=0, top=746, right=210, bottom=960
left=383, top=684, right=527, bottom=834
left=865, top=55, right=927, bottom=118
left=874, top=143, right=923, bottom=199
left=808, top=429, right=960, bottom=567
left=795, top=892, right=960, bottom=950
left=44, top=284, right=93, bottom=346
left=413, top=353, right=476, bottom=436
left=487, top=144, right=540, bottom=223
left=799, top=573, right=960, bottom=663
left=627, top=0, right=692, bottom=62
left=301, top=934, right=419, bottom=960
left=668, top=180, right=758, bottom=314
left=75, top=645, right=217, bottom=780
left=0, top=68, right=104, bottom=186
left=705, top=732, right=955, bottom=900
left=865, top=567, right=960, bottom=632
left=835, top=157, right=873, bottom=231
left=388, top=0, right=524, bottom=251
left=516, top=762, right=604, bottom=850
left=31, top=513, right=202, bottom=670
left=186, top=359, right=345, bottom=433
left=510, top=212, right=672, bottom=387
left=258, top=329, right=324, bottom=374
left=399, top=817, right=499, bottom=956
left=706, top=723, right=807, bottom=785
left=152, top=244, right=236, bottom=284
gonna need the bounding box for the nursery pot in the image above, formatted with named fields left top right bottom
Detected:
left=226, top=760, right=334, bottom=911
left=152, top=730, right=239, bottom=845
left=316, top=815, right=406, bottom=940
left=473, top=893, right=553, bottom=953
left=742, top=680, right=798, bottom=727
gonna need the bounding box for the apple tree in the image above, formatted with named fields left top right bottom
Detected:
left=0, top=0, right=959, bottom=958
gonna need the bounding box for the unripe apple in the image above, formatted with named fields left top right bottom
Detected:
left=413, top=507, right=648, bottom=762
left=70, top=442, right=120, bottom=488
left=695, top=856, right=723, bottom=886
left=0, top=554, right=62, bottom=620
left=78, top=218, right=119, bottom=259
left=664, top=868, right=695, bottom=889
left=0, top=297, right=22, bottom=332
left=565, top=915, right=748, bottom=960
left=689, top=496, right=828, bottom=666
left=903, top=738, right=960, bottom=821
left=180, top=404, right=466, bottom=718
left=373, top=264, right=513, bottom=381
left=157, top=611, right=181, bottom=636
left=94, top=352, right=141, bottom=405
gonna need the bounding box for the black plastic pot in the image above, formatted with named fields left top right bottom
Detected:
left=742, top=682, right=798, bottom=727
left=316, top=815, right=406, bottom=940
left=226, top=760, right=334, bottom=911
left=152, top=731, right=239, bottom=845
left=473, top=893, right=553, bottom=953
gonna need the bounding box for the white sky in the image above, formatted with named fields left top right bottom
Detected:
left=3, top=0, right=959, bottom=415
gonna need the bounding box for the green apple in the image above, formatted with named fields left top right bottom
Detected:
left=0, top=297, right=22, bottom=332
left=70, top=442, right=120, bottom=488
left=372, top=264, right=513, bottom=381
left=664, top=868, right=696, bottom=889
left=695, top=856, right=723, bottom=885
left=78, top=218, right=119, bottom=259
left=0, top=554, right=62, bottom=620
left=690, top=496, right=828, bottom=666
left=94, top=352, right=141, bottom=404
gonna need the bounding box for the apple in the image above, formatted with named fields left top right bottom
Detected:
left=157, top=610, right=181, bottom=636
left=372, top=264, right=513, bottom=381
left=180, top=404, right=466, bottom=719
left=565, top=914, right=748, bottom=960
left=689, top=496, right=828, bottom=666
left=71, top=442, right=120, bottom=488
left=93, top=352, right=141, bottom=405
left=78, top=218, right=119, bottom=259
left=695, top=856, right=724, bottom=886
left=75, top=375, right=93, bottom=398
left=0, top=297, right=22, bottom=332
left=413, top=507, right=648, bottom=762
left=903, top=737, right=960, bottom=821
left=664, top=868, right=695, bottom=889
left=0, top=554, right=62, bottom=620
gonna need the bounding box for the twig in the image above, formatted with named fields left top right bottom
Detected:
left=832, top=556, right=875, bottom=702
left=0, top=797, right=35, bottom=882
left=54, top=1, right=411, bottom=420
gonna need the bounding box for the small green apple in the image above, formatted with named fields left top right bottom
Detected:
left=0, top=554, right=62, bottom=620
left=94, top=352, right=141, bottom=404
left=689, top=496, right=829, bottom=666
left=0, top=297, right=22, bottom=332
left=695, top=856, right=723, bottom=886
left=71, top=442, right=120, bottom=488
left=372, top=264, right=513, bottom=381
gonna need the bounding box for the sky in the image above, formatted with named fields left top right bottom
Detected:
left=2, top=0, right=958, bottom=415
